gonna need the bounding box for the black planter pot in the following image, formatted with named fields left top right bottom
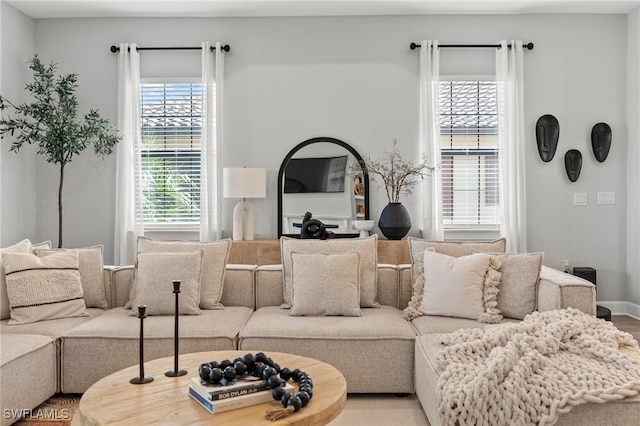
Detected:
left=378, top=203, right=411, bottom=240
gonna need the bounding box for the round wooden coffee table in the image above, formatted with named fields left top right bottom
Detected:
left=79, top=350, right=346, bottom=425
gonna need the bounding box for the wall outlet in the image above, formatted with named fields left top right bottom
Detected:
left=573, top=193, right=587, bottom=206
left=597, top=192, right=616, bottom=205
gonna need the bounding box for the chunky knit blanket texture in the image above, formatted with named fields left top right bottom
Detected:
left=436, top=308, right=640, bottom=426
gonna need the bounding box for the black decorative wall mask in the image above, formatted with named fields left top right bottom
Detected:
left=536, top=114, right=559, bottom=162
left=564, top=149, right=582, bottom=183
left=591, top=122, right=612, bottom=162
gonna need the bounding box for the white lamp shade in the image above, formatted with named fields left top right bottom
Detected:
left=223, top=167, right=267, bottom=199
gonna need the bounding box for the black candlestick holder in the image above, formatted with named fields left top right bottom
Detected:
left=165, top=280, right=187, bottom=377
left=130, top=305, right=154, bottom=384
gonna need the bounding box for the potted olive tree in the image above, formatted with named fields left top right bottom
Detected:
left=0, top=55, right=120, bottom=247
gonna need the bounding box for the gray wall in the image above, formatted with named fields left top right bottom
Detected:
left=0, top=2, right=37, bottom=246
left=1, top=9, right=637, bottom=307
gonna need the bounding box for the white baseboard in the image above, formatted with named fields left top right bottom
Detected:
left=596, top=301, right=640, bottom=320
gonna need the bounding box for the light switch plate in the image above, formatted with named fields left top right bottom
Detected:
left=597, top=192, right=616, bottom=205
left=573, top=193, right=587, bottom=206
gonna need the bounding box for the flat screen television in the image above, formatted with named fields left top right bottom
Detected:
left=284, top=155, right=348, bottom=193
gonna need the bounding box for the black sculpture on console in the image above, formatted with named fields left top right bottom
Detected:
left=299, top=212, right=335, bottom=240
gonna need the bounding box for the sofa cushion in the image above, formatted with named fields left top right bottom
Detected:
left=136, top=237, right=231, bottom=309
left=411, top=314, right=519, bottom=335
left=238, top=305, right=415, bottom=393
left=473, top=251, right=543, bottom=319
left=1, top=334, right=57, bottom=424
left=281, top=235, right=379, bottom=308
left=1, top=308, right=106, bottom=337
left=60, top=306, right=253, bottom=393
left=2, top=250, right=87, bottom=325
left=1, top=239, right=33, bottom=320
left=130, top=251, right=203, bottom=316
left=289, top=251, right=361, bottom=317
left=35, top=245, right=108, bottom=309
left=408, top=237, right=506, bottom=286
left=404, top=251, right=502, bottom=324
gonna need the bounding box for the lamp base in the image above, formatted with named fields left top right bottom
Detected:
left=232, top=200, right=255, bottom=240
left=165, top=369, right=187, bottom=377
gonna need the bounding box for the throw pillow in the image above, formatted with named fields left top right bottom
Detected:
left=417, top=251, right=502, bottom=323
left=1, top=239, right=33, bottom=320
left=408, top=237, right=506, bottom=286
left=35, top=245, right=108, bottom=309
left=31, top=241, right=52, bottom=251
left=2, top=250, right=87, bottom=325
left=130, top=251, right=203, bottom=316
left=136, top=237, right=231, bottom=309
left=472, top=250, right=543, bottom=319
left=280, top=235, right=379, bottom=308
left=289, top=252, right=362, bottom=317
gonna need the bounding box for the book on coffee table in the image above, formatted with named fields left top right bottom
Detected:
left=190, top=376, right=270, bottom=401
left=189, top=382, right=293, bottom=414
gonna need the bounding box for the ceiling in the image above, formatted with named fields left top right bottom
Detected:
left=6, top=0, right=640, bottom=19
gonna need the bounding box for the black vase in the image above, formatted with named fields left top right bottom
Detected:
left=378, top=203, right=411, bottom=240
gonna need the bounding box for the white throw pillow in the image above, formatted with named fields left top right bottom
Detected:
left=136, top=237, right=231, bottom=309
left=36, top=245, right=108, bottom=309
left=281, top=235, right=379, bottom=308
left=289, top=251, right=361, bottom=317
left=129, top=251, right=204, bottom=316
left=1, top=239, right=34, bottom=320
left=2, top=250, right=87, bottom=325
left=419, top=251, right=502, bottom=323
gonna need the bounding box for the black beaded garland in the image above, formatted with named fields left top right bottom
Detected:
left=198, top=352, right=314, bottom=416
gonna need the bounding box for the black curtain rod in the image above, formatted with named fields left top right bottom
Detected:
left=110, top=45, right=230, bottom=53
left=409, top=42, right=534, bottom=50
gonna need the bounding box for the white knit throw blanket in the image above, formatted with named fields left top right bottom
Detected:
left=436, top=308, right=640, bottom=426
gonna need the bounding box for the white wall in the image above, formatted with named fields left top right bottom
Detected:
left=627, top=7, right=640, bottom=309
left=0, top=1, right=37, bottom=246
left=3, top=13, right=627, bottom=304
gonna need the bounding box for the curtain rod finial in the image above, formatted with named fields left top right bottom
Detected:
left=110, top=45, right=119, bottom=53
left=525, top=42, right=534, bottom=50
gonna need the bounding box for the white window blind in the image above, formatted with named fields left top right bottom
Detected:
left=439, top=80, right=500, bottom=229
left=139, top=81, right=203, bottom=226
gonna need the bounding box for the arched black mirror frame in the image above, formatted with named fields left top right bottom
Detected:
left=277, top=137, right=370, bottom=238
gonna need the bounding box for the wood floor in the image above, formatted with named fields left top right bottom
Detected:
left=329, top=315, right=640, bottom=426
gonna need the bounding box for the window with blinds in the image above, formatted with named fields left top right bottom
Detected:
left=139, top=81, right=203, bottom=227
left=439, top=80, right=500, bottom=229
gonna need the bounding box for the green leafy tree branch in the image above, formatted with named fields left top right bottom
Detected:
left=0, top=55, right=121, bottom=247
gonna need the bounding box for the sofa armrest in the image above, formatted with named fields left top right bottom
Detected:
left=537, top=265, right=596, bottom=315
left=111, top=265, right=135, bottom=308
left=221, top=264, right=257, bottom=309
left=398, top=264, right=413, bottom=310
left=255, top=264, right=284, bottom=309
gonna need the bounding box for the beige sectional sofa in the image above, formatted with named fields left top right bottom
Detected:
left=1, top=239, right=637, bottom=426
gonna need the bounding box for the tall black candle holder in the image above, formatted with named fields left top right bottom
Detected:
left=130, top=305, right=154, bottom=384
left=165, top=280, right=187, bottom=377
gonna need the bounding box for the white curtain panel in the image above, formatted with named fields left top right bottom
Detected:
left=496, top=40, right=527, bottom=253
left=200, top=42, right=225, bottom=241
left=114, top=43, right=143, bottom=266
left=419, top=40, right=444, bottom=241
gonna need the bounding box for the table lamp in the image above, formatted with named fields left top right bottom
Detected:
left=223, top=167, right=266, bottom=240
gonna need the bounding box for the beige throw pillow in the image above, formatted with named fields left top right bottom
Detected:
left=281, top=235, right=379, bottom=308
left=1, top=239, right=33, bottom=320
left=136, top=237, right=231, bottom=309
left=130, top=251, right=203, bottom=316
left=35, top=246, right=108, bottom=309
left=289, top=252, right=361, bottom=317
left=472, top=251, right=543, bottom=319
left=2, top=250, right=87, bottom=325
left=408, top=237, right=506, bottom=286
left=419, top=251, right=502, bottom=323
